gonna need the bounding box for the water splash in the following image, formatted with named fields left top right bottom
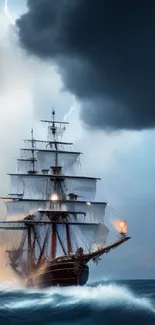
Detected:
left=0, top=282, right=154, bottom=325
left=0, top=283, right=154, bottom=313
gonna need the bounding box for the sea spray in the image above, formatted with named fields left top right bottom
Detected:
left=0, top=281, right=155, bottom=325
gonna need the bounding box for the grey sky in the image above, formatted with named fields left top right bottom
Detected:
left=17, top=0, right=155, bottom=131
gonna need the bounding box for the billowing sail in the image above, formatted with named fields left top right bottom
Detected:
left=64, top=177, right=97, bottom=201
left=39, top=201, right=106, bottom=222
left=92, top=223, right=109, bottom=250
left=4, top=200, right=106, bottom=224
left=20, top=149, right=37, bottom=159
left=69, top=223, right=109, bottom=253
left=37, top=150, right=81, bottom=172
left=9, top=175, right=24, bottom=196
left=17, top=159, right=38, bottom=174
left=9, top=175, right=98, bottom=201
left=22, top=176, right=52, bottom=200
left=5, top=200, right=43, bottom=220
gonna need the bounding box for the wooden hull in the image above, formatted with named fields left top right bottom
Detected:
left=25, top=259, right=89, bottom=288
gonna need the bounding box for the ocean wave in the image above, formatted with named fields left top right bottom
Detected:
left=0, top=282, right=154, bottom=325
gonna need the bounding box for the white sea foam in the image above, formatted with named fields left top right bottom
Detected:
left=0, top=283, right=154, bottom=313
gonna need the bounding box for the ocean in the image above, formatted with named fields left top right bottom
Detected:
left=0, top=280, right=155, bottom=325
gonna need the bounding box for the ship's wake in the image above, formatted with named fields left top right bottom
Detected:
left=0, top=281, right=154, bottom=325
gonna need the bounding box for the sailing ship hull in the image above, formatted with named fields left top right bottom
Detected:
left=26, top=260, right=89, bottom=288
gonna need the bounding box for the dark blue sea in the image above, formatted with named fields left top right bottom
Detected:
left=0, top=280, right=155, bottom=325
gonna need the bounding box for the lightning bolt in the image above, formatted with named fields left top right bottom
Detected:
left=63, top=95, right=76, bottom=121
left=4, top=0, right=15, bottom=25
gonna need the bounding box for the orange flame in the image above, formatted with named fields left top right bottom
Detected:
left=112, top=219, right=127, bottom=234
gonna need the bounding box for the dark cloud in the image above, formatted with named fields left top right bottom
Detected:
left=17, top=0, right=155, bottom=130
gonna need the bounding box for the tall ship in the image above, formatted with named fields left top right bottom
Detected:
left=0, top=110, right=130, bottom=288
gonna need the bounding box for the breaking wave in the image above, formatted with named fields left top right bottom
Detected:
left=0, top=281, right=155, bottom=325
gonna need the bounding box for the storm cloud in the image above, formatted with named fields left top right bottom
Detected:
left=17, top=0, right=155, bottom=130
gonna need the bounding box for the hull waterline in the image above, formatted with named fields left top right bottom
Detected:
left=25, top=260, right=89, bottom=288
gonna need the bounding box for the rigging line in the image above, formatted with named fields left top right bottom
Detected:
left=71, top=226, right=91, bottom=253
left=89, top=205, right=103, bottom=224
left=88, top=209, right=97, bottom=224
left=37, top=228, right=50, bottom=266
left=99, top=184, right=125, bottom=220
left=56, top=228, right=67, bottom=255
left=103, top=196, right=125, bottom=221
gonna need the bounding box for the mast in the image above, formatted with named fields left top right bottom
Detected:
left=31, top=128, right=35, bottom=173
left=51, top=109, right=57, bottom=257
left=51, top=224, right=57, bottom=259
left=66, top=224, right=72, bottom=255
left=42, top=109, right=57, bottom=258
left=27, top=226, right=32, bottom=273
left=51, top=109, right=58, bottom=152
left=17, top=128, right=37, bottom=175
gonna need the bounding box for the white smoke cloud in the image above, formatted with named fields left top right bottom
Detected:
left=0, top=11, right=73, bottom=196
left=0, top=15, right=37, bottom=193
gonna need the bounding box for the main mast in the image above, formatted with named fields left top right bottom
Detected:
left=33, top=110, right=62, bottom=259
left=51, top=110, right=57, bottom=259
left=41, top=109, right=73, bottom=259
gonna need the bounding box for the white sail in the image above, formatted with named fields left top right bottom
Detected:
left=4, top=200, right=106, bottom=224
left=69, top=223, right=109, bottom=253
left=37, top=150, right=80, bottom=172
left=5, top=200, right=43, bottom=220
left=10, top=175, right=24, bottom=195
left=64, top=177, right=97, bottom=201
left=22, top=176, right=53, bottom=200
left=42, top=201, right=106, bottom=223
left=9, top=175, right=97, bottom=201
left=17, top=160, right=38, bottom=173
left=92, top=223, right=109, bottom=250
left=20, top=149, right=37, bottom=159
left=84, top=202, right=106, bottom=223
